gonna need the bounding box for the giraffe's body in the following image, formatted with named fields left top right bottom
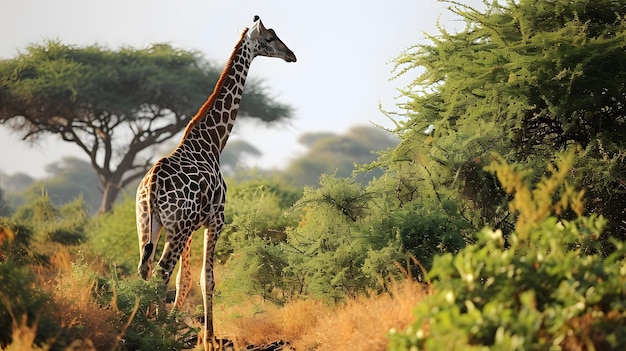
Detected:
left=135, top=16, right=295, bottom=350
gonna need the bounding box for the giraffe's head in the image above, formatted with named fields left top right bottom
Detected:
left=247, top=15, right=297, bottom=63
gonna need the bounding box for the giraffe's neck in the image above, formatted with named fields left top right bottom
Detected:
left=178, top=29, right=253, bottom=157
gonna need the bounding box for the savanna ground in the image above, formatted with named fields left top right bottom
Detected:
left=1, top=243, right=428, bottom=351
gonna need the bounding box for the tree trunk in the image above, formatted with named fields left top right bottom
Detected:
left=98, top=181, right=123, bottom=215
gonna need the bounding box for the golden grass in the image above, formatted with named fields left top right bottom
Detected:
left=4, top=315, right=47, bottom=351
left=217, top=279, right=429, bottom=350
left=3, top=259, right=428, bottom=351
left=34, top=249, right=120, bottom=351
left=3, top=315, right=99, bottom=351
left=217, top=297, right=327, bottom=349
left=4, top=246, right=427, bottom=350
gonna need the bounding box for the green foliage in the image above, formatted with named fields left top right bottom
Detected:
left=87, top=195, right=139, bottom=274
left=15, top=157, right=104, bottom=214
left=217, top=167, right=472, bottom=303
left=217, top=177, right=301, bottom=303
left=573, top=141, right=626, bottom=237
left=388, top=0, right=626, bottom=240
left=373, top=200, right=469, bottom=278
left=218, top=176, right=300, bottom=262
left=219, top=172, right=397, bottom=304
left=0, top=171, right=36, bottom=216
left=0, top=193, right=89, bottom=266
left=222, top=236, right=290, bottom=303
left=224, top=177, right=301, bottom=241
left=0, top=242, right=192, bottom=350
left=0, top=262, right=52, bottom=348
left=220, top=173, right=417, bottom=303
left=12, top=192, right=88, bottom=248
left=296, top=174, right=373, bottom=222
left=107, top=275, right=196, bottom=351
left=0, top=181, right=10, bottom=217
left=388, top=152, right=626, bottom=350
left=0, top=216, right=34, bottom=265
left=285, top=175, right=404, bottom=300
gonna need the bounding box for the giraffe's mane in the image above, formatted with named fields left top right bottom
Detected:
left=180, top=27, right=250, bottom=142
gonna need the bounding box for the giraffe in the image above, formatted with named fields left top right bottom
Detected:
left=135, top=16, right=296, bottom=350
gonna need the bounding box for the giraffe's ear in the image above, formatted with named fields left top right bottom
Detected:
left=252, top=16, right=266, bottom=32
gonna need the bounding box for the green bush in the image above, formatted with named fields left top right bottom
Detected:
left=285, top=175, right=371, bottom=300
left=388, top=152, right=626, bottom=350
left=87, top=195, right=139, bottom=274
left=100, top=272, right=196, bottom=350
left=0, top=216, right=34, bottom=265
left=0, top=193, right=90, bottom=270
left=0, top=262, right=53, bottom=348
left=10, top=193, right=88, bottom=257
left=221, top=236, right=291, bottom=304
left=372, top=200, right=469, bottom=280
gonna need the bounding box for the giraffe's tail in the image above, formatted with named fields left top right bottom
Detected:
left=137, top=167, right=162, bottom=280
left=139, top=242, right=154, bottom=280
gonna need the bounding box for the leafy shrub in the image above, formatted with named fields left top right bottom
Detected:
left=0, top=262, right=53, bottom=348
left=285, top=175, right=371, bottom=300
left=388, top=152, right=626, bottom=350
left=0, top=216, right=34, bottom=265
left=108, top=276, right=196, bottom=350
left=87, top=195, right=139, bottom=274
left=221, top=236, right=290, bottom=303
left=10, top=193, right=88, bottom=258
left=221, top=178, right=301, bottom=259
left=388, top=0, right=626, bottom=243
left=372, top=200, right=469, bottom=280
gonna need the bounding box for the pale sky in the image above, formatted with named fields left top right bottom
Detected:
left=0, top=0, right=482, bottom=179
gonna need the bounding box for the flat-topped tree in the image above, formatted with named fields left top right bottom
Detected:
left=0, top=41, right=292, bottom=214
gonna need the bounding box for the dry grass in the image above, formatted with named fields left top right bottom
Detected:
left=217, top=279, right=429, bottom=350
left=4, top=246, right=427, bottom=350
left=4, top=315, right=99, bottom=351
left=35, top=249, right=120, bottom=351
left=4, top=316, right=48, bottom=351
left=217, top=298, right=328, bottom=349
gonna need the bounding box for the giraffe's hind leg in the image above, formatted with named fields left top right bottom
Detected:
left=155, top=227, right=194, bottom=288
left=173, top=235, right=194, bottom=311
left=200, top=218, right=222, bottom=351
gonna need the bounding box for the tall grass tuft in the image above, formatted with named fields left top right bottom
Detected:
left=218, top=279, right=428, bottom=350
left=43, top=250, right=119, bottom=350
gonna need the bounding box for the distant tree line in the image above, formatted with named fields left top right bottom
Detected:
left=0, top=125, right=398, bottom=215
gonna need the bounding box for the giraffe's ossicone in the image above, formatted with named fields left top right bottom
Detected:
left=135, top=16, right=296, bottom=351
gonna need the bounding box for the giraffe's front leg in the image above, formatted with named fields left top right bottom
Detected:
left=200, top=222, right=220, bottom=351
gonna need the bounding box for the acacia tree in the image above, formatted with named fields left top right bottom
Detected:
left=283, top=125, right=399, bottom=187
left=387, top=0, right=626, bottom=239
left=0, top=41, right=292, bottom=213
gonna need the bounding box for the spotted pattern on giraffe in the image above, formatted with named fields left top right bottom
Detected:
left=135, top=15, right=296, bottom=351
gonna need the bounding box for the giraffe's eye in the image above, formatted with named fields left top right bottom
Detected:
left=265, top=37, right=275, bottom=43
